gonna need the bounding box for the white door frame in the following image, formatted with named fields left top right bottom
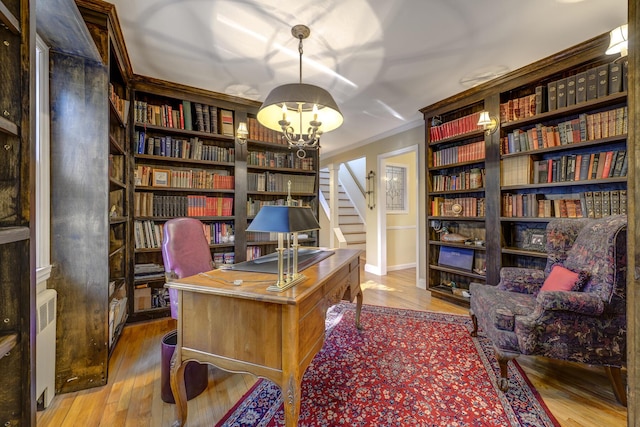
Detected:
left=376, top=144, right=420, bottom=285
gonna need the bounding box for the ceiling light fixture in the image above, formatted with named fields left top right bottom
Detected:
left=606, top=24, right=628, bottom=58
left=257, top=25, right=343, bottom=159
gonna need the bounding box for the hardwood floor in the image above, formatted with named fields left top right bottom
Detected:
left=37, top=267, right=627, bottom=426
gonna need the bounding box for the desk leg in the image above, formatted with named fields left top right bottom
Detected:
left=283, top=376, right=301, bottom=427
left=355, top=285, right=363, bottom=330
left=170, top=350, right=188, bottom=427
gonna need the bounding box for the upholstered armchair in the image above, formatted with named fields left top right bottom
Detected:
left=162, top=217, right=215, bottom=318
left=470, top=215, right=627, bottom=405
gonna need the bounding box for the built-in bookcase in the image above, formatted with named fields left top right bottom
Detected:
left=425, top=104, right=489, bottom=304
left=128, top=79, right=321, bottom=321
left=421, top=32, right=627, bottom=305
left=0, top=0, right=34, bottom=423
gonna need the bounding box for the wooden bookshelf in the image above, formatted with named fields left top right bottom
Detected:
left=0, top=0, right=33, bottom=423
left=421, top=31, right=626, bottom=304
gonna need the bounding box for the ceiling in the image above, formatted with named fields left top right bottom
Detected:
left=106, top=0, right=627, bottom=158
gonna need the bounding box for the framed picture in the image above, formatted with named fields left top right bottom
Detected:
left=523, top=229, right=546, bottom=251
left=152, top=169, right=170, bottom=187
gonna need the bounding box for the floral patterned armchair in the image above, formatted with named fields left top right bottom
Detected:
left=470, top=215, right=627, bottom=405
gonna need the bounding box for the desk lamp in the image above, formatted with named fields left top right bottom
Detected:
left=246, top=204, right=320, bottom=292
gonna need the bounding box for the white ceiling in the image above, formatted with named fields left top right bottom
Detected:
left=107, top=0, right=627, bottom=157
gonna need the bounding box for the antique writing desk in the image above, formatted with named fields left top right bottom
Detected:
left=166, top=248, right=362, bottom=427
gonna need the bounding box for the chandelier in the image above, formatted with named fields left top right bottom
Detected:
left=257, top=25, right=343, bottom=158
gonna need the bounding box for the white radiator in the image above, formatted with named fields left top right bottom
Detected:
left=36, top=289, right=57, bottom=409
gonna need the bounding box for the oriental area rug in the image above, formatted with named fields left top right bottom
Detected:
left=215, top=303, right=559, bottom=427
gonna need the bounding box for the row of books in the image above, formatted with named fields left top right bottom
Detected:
left=247, top=172, right=315, bottom=193
left=247, top=150, right=314, bottom=170
left=431, top=168, right=484, bottom=192
left=134, top=99, right=235, bottom=136
left=203, top=222, right=234, bottom=245
left=135, top=165, right=234, bottom=189
left=109, top=82, right=130, bottom=124
left=246, top=117, right=284, bottom=145
left=213, top=252, right=235, bottom=267
left=430, top=197, right=486, bottom=217
left=135, top=131, right=235, bottom=162
left=532, top=150, right=627, bottom=184
left=500, top=60, right=628, bottom=123
left=246, top=198, right=307, bottom=217
left=246, top=231, right=311, bottom=242
left=502, top=190, right=627, bottom=218
left=432, top=140, right=485, bottom=167
left=501, top=106, right=628, bottom=154
left=429, top=111, right=483, bottom=142
left=246, top=246, right=263, bottom=261
left=134, top=192, right=234, bottom=217
left=134, top=220, right=164, bottom=249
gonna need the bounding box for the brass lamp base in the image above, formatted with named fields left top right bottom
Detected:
left=267, top=273, right=307, bottom=292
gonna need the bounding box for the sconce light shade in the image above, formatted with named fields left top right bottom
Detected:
left=606, top=24, right=628, bottom=56
left=477, top=111, right=498, bottom=134
left=236, top=121, right=248, bottom=144
left=477, top=111, right=492, bottom=127
left=247, top=205, right=320, bottom=233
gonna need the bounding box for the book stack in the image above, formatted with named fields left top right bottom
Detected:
left=432, top=140, right=485, bottom=167
left=499, top=94, right=537, bottom=123
left=532, top=150, right=627, bottom=184
left=247, top=117, right=282, bottom=144
left=135, top=131, right=236, bottom=162
left=500, top=106, right=628, bottom=154
left=431, top=168, right=485, bottom=191
left=429, top=111, right=483, bottom=142
left=501, top=190, right=626, bottom=218
left=247, top=172, right=315, bottom=193
left=247, top=150, right=314, bottom=170
left=430, top=197, right=485, bottom=217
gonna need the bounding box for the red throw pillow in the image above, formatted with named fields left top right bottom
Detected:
left=541, top=265, right=583, bottom=292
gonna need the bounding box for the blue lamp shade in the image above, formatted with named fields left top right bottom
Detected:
left=247, top=205, right=320, bottom=233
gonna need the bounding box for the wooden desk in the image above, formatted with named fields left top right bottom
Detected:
left=166, top=248, right=362, bottom=427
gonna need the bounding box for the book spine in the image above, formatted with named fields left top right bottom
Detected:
left=547, top=81, right=557, bottom=111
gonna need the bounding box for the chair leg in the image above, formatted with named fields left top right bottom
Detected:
left=495, top=351, right=512, bottom=392
left=604, top=366, right=627, bottom=406
left=470, top=313, right=478, bottom=337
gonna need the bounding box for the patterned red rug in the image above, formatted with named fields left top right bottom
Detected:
left=215, top=303, right=560, bottom=427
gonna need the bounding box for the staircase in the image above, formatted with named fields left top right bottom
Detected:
left=319, top=170, right=366, bottom=254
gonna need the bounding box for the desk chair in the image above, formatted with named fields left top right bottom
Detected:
left=160, top=217, right=214, bottom=403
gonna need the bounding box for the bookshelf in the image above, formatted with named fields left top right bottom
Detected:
left=425, top=106, right=489, bottom=304
left=420, top=31, right=627, bottom=304
left=0, top=0, right=34, bottom=423
left=130, top=82, right=244, bottom=321
left=127, top=78, right=320, bottom=321
left=245, top=137, right=319, bottom=260
left=498, top=51, right=627, bottom=271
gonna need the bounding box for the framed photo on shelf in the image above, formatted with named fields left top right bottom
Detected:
left=152, top=169, right=170, bottom=187
left=523, top=229, right=546, bottom=251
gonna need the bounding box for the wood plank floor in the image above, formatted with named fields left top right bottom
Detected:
left=37, top=267, right=627, bottom=426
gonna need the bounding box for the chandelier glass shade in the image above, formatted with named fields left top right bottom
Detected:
left=257, top=25, right=343, bottom=158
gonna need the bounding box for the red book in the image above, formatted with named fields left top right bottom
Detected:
left=600, top=151, right=614, bottom=179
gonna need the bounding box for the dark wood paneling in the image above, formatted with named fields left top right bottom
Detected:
left=49, top=51, right=110, bottom=393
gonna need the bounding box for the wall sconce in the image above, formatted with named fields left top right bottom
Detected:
left=365, top=170, right=376, bottom=210
left=477, top=111, right=498, bottom=135
left=606, top=24, right=628, bottom=58
left=236, top=121, right=249, bottom=144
